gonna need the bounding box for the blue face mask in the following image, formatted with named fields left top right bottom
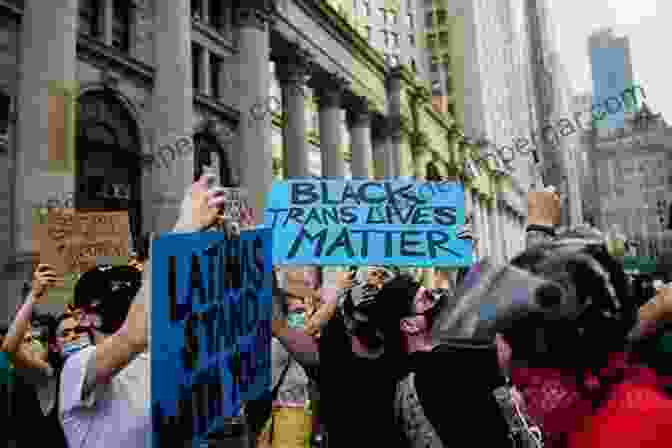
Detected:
left=61, top=334, right=92, bottom=359
left=287, top=311, right=306, bottom=329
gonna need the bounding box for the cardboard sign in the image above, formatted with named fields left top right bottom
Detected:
left=33, top=208, right=130, bottom=274
left=264, top=179, right=472, bottom=267
left=150, top=229, right=273, bottom=448
left=33, top=208, right=130, bottom=304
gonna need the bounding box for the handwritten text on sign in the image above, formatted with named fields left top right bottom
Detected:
left=150, top=229, right=273, bottom=448
left=33, top=208, right=130, bottom=274
left=265, top=179, right=471, bottom=266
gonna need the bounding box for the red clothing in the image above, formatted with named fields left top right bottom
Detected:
left=569, top=381, right=672, bottom=447
left=512, top=353, right=672, bottom=448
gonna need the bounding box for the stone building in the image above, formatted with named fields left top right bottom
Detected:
left=0, top=0, right=525, bottom=316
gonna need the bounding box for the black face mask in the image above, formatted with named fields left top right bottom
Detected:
left=342, top=294, right=386, bottom=351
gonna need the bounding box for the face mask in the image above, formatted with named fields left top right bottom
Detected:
left=287, top=311, right=306, bottom=329
left=61, top=334, right=92, bottom=359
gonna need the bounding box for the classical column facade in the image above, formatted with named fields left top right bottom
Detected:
left=372, top=116, right=394, bottom=179
left=347, top=96, right=374, bottom=179
left=314, top=72, right=348, bottom=178
left=149, top=0, right=194, bottom=234
left=235, top=3, right=274, bottom=225
left=386, top=68, right=404, bottom=177
left=275, top=42, right=313, bottom=179
left=14, top=0, right=79, bottom=257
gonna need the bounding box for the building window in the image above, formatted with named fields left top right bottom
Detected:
left=365, top=26, right=372, bottom=42
left=390, top=12, right=398, bottom=25
left=426, top=11, right=433, bottom=28
left=382, top=30, right=390, bottom=47
left=409, top=33, right=416, bottom=46
left=380, top=8, right=387, bottom=24
left=363, top=0, right=371, bottom=16
left=79, top=0, right=102, bottom=37
left=407, top=13, right=414, bottom=29
left=410, top=58, right=417, bottom=73
left=112, top=0, right=131, bottom=52
left=430, top=62, right=438, bottom=72
left=390, top=55, right=400, bottom=66
left=393, top=32, right=400, bottom=48
left=208, top=0, right=223, bottom=29
left=210, top=53, right=223, bottom=99
left=192, top=43, right=202, bottom=92
left=192, top=0, right=203, bottom=20
left=445, top=76, right=453, bottom=93
left=0, top=91, right=9, bottom=134
left=436, top=10, right=447, bottom=26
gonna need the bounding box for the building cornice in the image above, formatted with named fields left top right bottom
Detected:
left=0, top=0, right=22, bottom=16
left=193, top=93, right=241, bottom=125
left=76, top=34, right=154, bottom=87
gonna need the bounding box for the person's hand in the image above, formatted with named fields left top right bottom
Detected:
left=527, top=191, right=561, bottom=227
left=639, top=285, right=672, bottom=324
left=271, top=318, right=287, bottom=338
left=174, top=174, right=227, bottom=232
left=31, top=264, right=61, bottom=300
left=336, top=270, right=355, bottom=291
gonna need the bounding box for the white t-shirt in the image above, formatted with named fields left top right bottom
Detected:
left=59, top=346, right=151, bottom=448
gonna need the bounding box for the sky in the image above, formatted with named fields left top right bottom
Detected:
left=548, top=0, right=669, bottom=121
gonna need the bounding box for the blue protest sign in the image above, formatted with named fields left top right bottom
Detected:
left=150, top=229, right=273, bottom=448
left=264, top=179, right=472, bottom=267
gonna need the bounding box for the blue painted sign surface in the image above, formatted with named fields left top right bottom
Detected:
left=150, top=229, right=273, bottom=448
left=264, top=179, right=471, bottom=267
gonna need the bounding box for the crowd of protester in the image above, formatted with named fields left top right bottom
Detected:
left=2, top=176, right=672, bottom=447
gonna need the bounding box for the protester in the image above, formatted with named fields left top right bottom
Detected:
left=1, top=173, right=230, bottom=448
left=260, top=287, right=318, bottom=448
left=272, top=265, right=412, bottom=447
left=445, top=189, right=672, bottom=448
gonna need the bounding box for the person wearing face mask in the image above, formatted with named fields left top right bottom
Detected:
left=272, top=266, right=417, bottom=448
left=260, top=290, right=316, bottom=448
left=1, top=174, right=233, bottom=448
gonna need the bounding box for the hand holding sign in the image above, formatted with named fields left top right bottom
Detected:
left=174, top=174, right=228, bottom=232
left=31, top=264, right=63, bottom=301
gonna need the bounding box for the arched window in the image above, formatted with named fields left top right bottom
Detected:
left=76, top=91, right=142, bottom=248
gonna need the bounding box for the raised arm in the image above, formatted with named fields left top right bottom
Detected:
left=525, top=190, right=561, bottom=248
left=2, top=265, right=58, bottom=375
left=84, top=174, right=229, bottom=386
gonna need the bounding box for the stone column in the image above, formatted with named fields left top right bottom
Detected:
left=14, top=0, right=79, bottom=258
left=148, top=0, right=195, bottom=234
left=314, top=72, right=348, bottom=178
left=372, top=116, right=393, bottom=179
left=103, top=0, right=114, bottom=46
left=235, top=3, right=274, bottom=225
left=386, top=67, right=404, bottom=177
left=347, top=96, right=374, bottom=179
left=275, top=42, right=313, bottom=179
left=200, top=47, right=211, bottom=97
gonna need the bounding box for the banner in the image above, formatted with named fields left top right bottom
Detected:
left=32, top=208, right=130, bottom=304
left=264, top=179, right=471, bottom=267
left=151, top=228, right=273, bottom=448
